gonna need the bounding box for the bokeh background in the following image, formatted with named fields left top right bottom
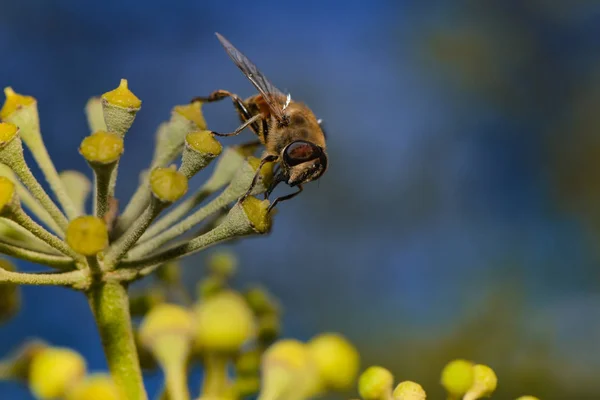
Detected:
left=2, top=0, right=600, bottom=398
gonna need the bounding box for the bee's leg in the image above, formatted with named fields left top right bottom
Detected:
left=191, top=90, right=253, bottom=121
left=264, top=167, right=284, bottom=200
left=267, top=185, right=303, bottom=213
left=211, top=114, right=262, bottom=137
left=239, top=155, right=279, bottom=203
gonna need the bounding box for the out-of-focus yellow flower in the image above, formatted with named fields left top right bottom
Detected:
left=358, top=366, right=394, bottom=400
left=207, top=250, right=238, bottom=279
left=441, top=359, right=474, bottom=398
left=307, top=332, right=360, bottom=392
left=464, top=364, right=497, bottom=400
left=174, top=101, right=206, bottom=129
left=515, top=396, right=540, bottom=400
left=393, top=381, right=426, bottom=400
left=29, top=347, right=86, bottom=399
left=65, top=374, right=123, bottom=400
left=0, top=258, right=20, bottom=323
left=193, top=290, right=255, bottom=352
left=260, top=339, right=319, bottom=400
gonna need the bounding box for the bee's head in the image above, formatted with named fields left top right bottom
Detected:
left=279, top=140, right=328, bottom=186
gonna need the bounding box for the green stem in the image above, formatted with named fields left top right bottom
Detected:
left=87, top=281, right=147, bottom=400
left=0, top=238, right=75, bottom=269
left=0, top=268, right=86, bottom=287
left=91, top=163, right=117, bottom=218
left=202, top=354, right=229, bottom=398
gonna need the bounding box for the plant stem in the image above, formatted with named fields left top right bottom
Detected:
left=0, top=238, right=75, bottom=269
left=202, top=353, right=229, bottom=398
left=87, top=281, right=147, bottom=400
left=0, top=268, right=86, bottom=287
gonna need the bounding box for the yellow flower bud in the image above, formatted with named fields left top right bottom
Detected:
left=464, top=364, right=497, bottom=400
left=358, top=366, right=394, bottom=400
left=0, top=176, right=16, bottom=215
left=0, top=122, right=19, bottom=148
left=1, top=87, right=35, bottom=120
left=308, top=333, right=360, bottom=392
left=193, top=290, right=255, bottom=352
left=65, top=374, right=123, bottom=400
left=207, top=250, right=238, bottom=278
left=101, top=79, right=141, bottom=109
left=393, top=381, right=426, bottom=400
left=101, top=79, right=141, bottom=137
left=138, top=303, right=195, bottom=348
left=174, top=102, right=206, bottom=129
left=440, top=359, right=474, bottom=398
left=0, top=258, right=20, bottom=323
left=197, top=275, right=226, bottom=300
left=66, top=216, right=108, bottom=256
left=186, top=130, right=222, bottom=156
left=261, top=339, right=319, bottom=400
left=241, top=196, right=272, bottom=234
left=155, top=261, right=181, bottom=285
left=150, top=167, right=188, bottom=203
left=515, top=396, right=540, bottom=400
left=29, top=347, right=86, bottom=399
left=79, top=131, right=124, bottom=164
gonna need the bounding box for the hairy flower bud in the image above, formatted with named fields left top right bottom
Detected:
left=101, top=79, right=141, bottom=137
left=150, top=167, right=188, bottom=203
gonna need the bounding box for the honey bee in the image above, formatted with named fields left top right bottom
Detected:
left=192, top=33, right=328, bottom=211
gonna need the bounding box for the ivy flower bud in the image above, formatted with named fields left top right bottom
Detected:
left=101, top=79, right=141, bottom=137
left=155, top=261, right=181, bottom=285
left=29, top=347, right=86, bottom=399
left=139, top=303, right=194, bottom=399
left=150, top=166, right=188, bottom=203
left=174, top=101, right=207, bottom=130
left=260, top=339, right=320, bottom=400
left=393, top=381, right=426, bottom=400
left=179, top=130, right=222, bottom=179
left=441, top=359, right=474, bottom=398
left=197, top=275, right=226, bottom=300
left=0, top=258, right=21, bottom=323
left=0, top=122, right=19, bottom=149
left=464, top=364, right=497, bottom=400
left=241, top=196, right=272, bottom=234
left=308, top=333, right=360, bottom=392
left=358, top=366, right=394, bottom=400
left=247, top=156, right=274, bottom=191
left=1, top=87, right=35, bottom=119
left=66, top=216, right=108, bottom=256
left=79, top=131, right=124, bottom=165
left=139, top=303, right=195, bottom=352
left=515, top=396, right=540, bottom=400
left=193, top=290, right=255, bottom=353
left=65, top=374, right=123, bottom=400
left=0, top=88, right=40, bottom=146
left=0, top=176, right=17, bottom=215
left=207, top=250, right=238, bottom=279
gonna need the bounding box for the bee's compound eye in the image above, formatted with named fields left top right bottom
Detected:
left=284, top=141, right=322, bottom=166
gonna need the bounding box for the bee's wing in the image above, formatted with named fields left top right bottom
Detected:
left=216, top=33, right=288, bottom=122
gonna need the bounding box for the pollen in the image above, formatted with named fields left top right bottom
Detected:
left=101, top=79, right=141, bottom=109
left=0, top=122, right=19, bottom=148
left=186, top=130, right=222, bottom=156
left=79, top=131, right=124, bottom=164
left=174, top=102, right=207, bottom=129
left=0, top=87, right=36, bottom=120
left=66, top=216, right=109, bottom=256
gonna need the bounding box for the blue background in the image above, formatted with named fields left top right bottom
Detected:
left=2, top=1, right=600, bottom=398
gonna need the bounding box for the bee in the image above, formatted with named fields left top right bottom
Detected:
left=192, top=33, right=328, bottom=211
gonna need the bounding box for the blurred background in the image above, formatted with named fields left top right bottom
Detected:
left=2, top=0, right=600, bottom=398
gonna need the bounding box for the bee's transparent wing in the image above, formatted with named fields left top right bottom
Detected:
left=216, top=33, right=288, bottom=122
